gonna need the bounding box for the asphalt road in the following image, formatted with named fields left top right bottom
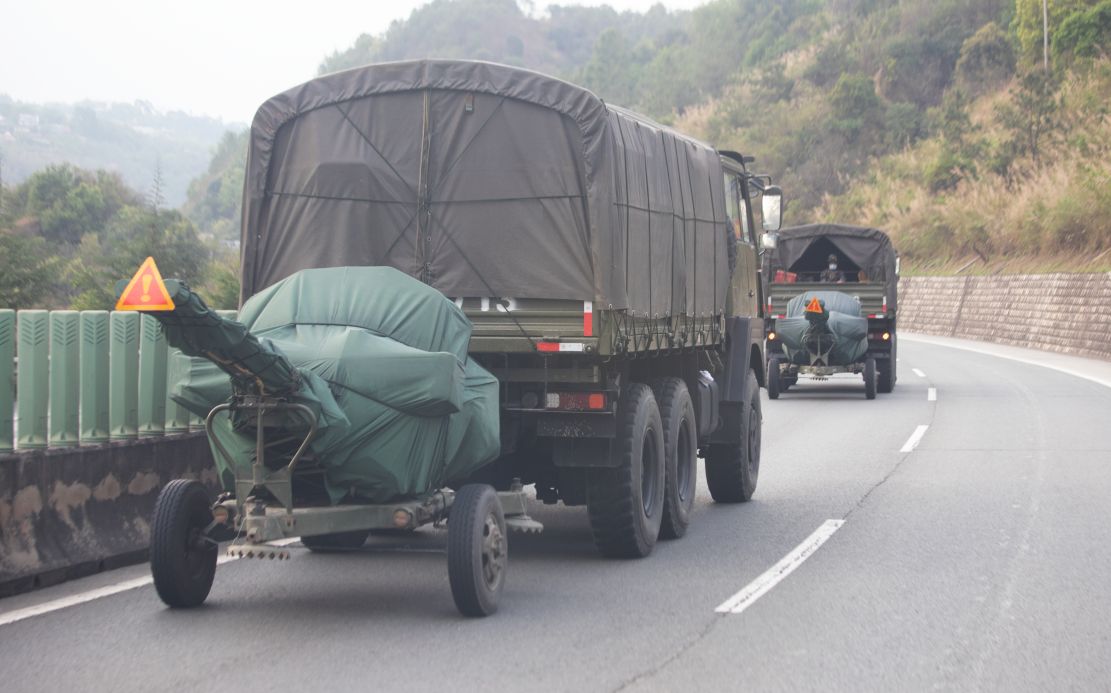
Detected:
left=2, top=335, right=1110, bottom=692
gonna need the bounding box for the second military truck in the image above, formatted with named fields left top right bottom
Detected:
left=237, top=59, right=782, bottom=558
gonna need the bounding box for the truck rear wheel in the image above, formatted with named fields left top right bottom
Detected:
left=650, top=378, right=697, bottom=540
left=587, top=383, right=665, bottom=558
left=864, top=357, right=877, bottom=400
left=705, top=370, right=761, bottom=503
left=878, top=339, right=896, bottom=393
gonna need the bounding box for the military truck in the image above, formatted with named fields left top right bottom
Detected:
left=763, top=224, right=899, bottom=396
left=238, top=60, right=782, bottom=558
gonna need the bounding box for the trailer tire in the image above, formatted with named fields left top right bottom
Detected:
left=302, top=530, right=371, bottom=551
left=650, top=378, right=697, bottom=540
left=705, top=370, right=761, bottom=503
left=865, top=356, right=877, bottom=400
left=767, top=357, right=781, bottom=400
left=587, top=383, right=665, bottom=558
left=150, top=479, right=218, bottom=608
left=448, top=484, right=507, bottom=617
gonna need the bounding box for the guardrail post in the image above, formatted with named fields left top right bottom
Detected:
left=16, top=310, right=49, bottom=449
left=165, top=348, right=190, bottom=434
left=49, top=311, right=80, bottom=447
left=109, top=311, right=139, bottom=440
left=0, top=310, right=13, bottom=453
left=138, top=314, right=167, bottom=437
left=80, top=311, right=110, bottom=444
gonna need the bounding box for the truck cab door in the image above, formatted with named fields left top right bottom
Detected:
left=724, top=169, right=759, bottom=319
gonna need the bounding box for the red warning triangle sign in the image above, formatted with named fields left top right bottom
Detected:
left=115, top=257, right=175, bottom=311
left=804, top=297, right=823, bottom=313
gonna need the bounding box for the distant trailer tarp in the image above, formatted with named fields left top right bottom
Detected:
left=240, top=59, right=727, bottom=320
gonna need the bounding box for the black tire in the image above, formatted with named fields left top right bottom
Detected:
left=150, top=479, right=218, bottom=608
left=767, top=357, right=781, bottom=400
left=586, top=383, right=665, bottom=558
left=650, top=378, right=697, bottom=540
left=448, top=484, right=507, bottom=617
left=878, top=338, right=896, bottom=393
left=864, top=356, right=877, bottom=400
left=301, top=529, right=371, bottom=551
left=705, top=370, right=761, bottom=503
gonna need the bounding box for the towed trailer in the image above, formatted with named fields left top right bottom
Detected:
left=121, top=262, right=542, bottom=617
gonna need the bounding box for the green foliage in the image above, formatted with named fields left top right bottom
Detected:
left=829, top=73, right=881, bottom=140
left=0, top=233, right=62, bottom=309
left=956, top=22, right=1017, bottom=94
left=1013, top=0, right=1099, bottom=61
left=67, top=207, right=209, bottom=310
left=1054, top=0, right=1111, bottom=60
left=884, top=102, right=927, bottom=148
left=20, top=165, right=136, bottom=244
left=995, top=69, right=1063, bottom=163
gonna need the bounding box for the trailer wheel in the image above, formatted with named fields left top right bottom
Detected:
left=864, top=356, right=877, bottom=400
left=150, top=479, right=218, bottom=608
left=587, top=383, right=665, bottom=558
left=705, top=370, right=761, bottom=503
left=302, top=530, right=371, bottom=552
left=767, top=357, right=781, bottom=400
left=878, top=338, right=896, bottom=393
left=448, top=484, right=507, bottom=617
left=650, top=378, right=697, bottom=540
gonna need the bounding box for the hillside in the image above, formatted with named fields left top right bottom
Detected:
left=0, top=96, right=235, bottom=207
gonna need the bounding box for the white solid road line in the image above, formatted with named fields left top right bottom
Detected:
left=0, top=537, right=301, bottom=628
left=912, top=368, right=927, bottom=378
left=716, top=519, right=845, bottom=615
left=928, top=387, right=937, bottom=401
left=900, top=425, right=930, bottom=453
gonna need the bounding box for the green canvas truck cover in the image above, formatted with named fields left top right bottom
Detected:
left=169, top=266, right=500, bottom=503
left=769, top=224, right=898, bottom=313
left=239, top=59, right=729, bottom=321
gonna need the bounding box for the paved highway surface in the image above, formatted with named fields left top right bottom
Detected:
left=2, top=335, right=1109, bottom=692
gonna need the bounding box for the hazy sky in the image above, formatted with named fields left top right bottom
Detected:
left=1, top=0, right=708, bottom=124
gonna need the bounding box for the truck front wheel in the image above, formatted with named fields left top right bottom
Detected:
left=587, top=383, right=665, bottom=558
left=705, top=371, right=761, bottom=503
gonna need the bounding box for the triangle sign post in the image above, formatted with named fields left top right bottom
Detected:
left=804, top=296, right=823, bottom=314
left=116, top=256, right=176, bottom=311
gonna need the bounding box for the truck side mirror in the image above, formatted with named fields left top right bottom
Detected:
left=895, top=256, right=901, bottom=276
left=761, top=186, right=783, bottom=232
left=761, top=232, right=778, bottom=250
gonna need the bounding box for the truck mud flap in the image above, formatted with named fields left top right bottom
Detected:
left=551, top=438, right=618, bottom=469
left=721, top=316, right=754, bottom=403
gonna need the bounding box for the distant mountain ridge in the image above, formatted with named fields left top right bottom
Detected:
left=0, top=95, right=239, bottom=207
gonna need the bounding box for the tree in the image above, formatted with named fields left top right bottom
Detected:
left=0, top=233, right=62, bottom=309
left=1054, top=0, right=1111, bottom=60
left=1013, top=0, right=1098, bottom=63
left=67, top=206, right=209, bottom=310
left=956, top=22, right=1017, bottom=94
left=995, top=69, right=1062, bottom=165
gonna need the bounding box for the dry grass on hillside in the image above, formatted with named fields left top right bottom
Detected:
left=819, top=58, right=1111, bottom=275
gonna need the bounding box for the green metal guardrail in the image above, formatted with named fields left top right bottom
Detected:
left=0, top=308, right=237, bottom=453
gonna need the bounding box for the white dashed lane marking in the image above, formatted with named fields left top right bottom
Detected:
left=715, top=520, right=845, bottom=615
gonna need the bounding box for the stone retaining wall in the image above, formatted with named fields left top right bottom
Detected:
left=899, top=273, right=1111, bottom=361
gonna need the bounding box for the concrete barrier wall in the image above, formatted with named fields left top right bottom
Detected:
left=0, top=434, right=217, bottom=597
left=899, top=273, right=1111, bottom=361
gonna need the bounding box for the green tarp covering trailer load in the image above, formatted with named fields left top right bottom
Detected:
left=763, top=224, right=899, bottom=399
left=142, top=59, right=783, bottom=616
